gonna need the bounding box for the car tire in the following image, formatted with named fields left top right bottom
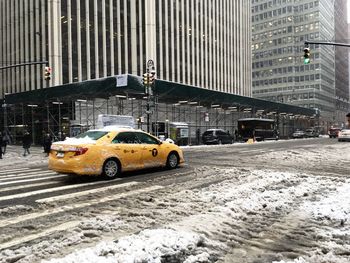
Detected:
left=166, top=152, right=179, bottom=169
left=102, top=158, right=120, bottom=179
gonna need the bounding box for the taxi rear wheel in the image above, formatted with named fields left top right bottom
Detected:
left=166, top=152, right=179, bottom=169
left=103, top=159, right=120, bottom=179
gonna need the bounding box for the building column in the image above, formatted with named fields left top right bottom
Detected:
left=48, top=0, right=63, bottom=86
left=145, top=0, right=157, bottom=66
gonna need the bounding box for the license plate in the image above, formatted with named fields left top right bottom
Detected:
left=56, top=152, right=64, bottom=158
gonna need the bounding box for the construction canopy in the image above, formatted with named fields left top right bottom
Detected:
left=5, top=74, right=316, bottom=116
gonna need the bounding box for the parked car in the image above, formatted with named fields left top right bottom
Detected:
left=328, top=127, right=342, bottom=138
left=305, top=128, right=319, bottom=138
left=292, top=130, right=306, bottom=139
left=49, top=126, right=184, bottom=179
left=338, top=129, right=350, bottom=142
left=202, top=129, right=234, bottom=144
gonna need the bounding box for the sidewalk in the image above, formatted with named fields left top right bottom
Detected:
left=0, top=145, right=49, bottom=168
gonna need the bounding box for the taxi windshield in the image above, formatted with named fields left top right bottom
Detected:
left=75, top=131, right=108, bottom=140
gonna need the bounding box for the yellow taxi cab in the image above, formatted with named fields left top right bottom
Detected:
left=48, top=126, right=184, bottom=179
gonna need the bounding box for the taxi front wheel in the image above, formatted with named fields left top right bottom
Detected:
left=103, top=159, right=120, bottom=179
left=166, top=152, right=179, bottom=169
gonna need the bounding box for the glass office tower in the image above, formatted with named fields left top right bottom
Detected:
left=252, top=0, right=348, bottom=124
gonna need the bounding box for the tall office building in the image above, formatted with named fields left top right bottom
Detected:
left=252, top=0, right=347, bottom=125
left=0, top=0, right=252, bottom=97
left=334, top=0, right=349, bottom=125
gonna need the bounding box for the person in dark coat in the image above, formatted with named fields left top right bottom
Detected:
left=43, top=133, right=52, bottom=156
left=2, top=131, right=9, bottom=154
left=0, top=132, right=3, bottom=159
left=22, top=131, right=32, bottom=156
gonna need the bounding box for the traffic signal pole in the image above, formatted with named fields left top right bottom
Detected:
left=0, top=61, right=49, bottom=71
left=305, top=40, right=350, bottom=48
left=303, top=40, right=350, bottom=64
left=143, top=59, right=156, bottom=133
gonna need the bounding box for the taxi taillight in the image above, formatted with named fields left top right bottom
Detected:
left=73, top=147, right=88, bottom=156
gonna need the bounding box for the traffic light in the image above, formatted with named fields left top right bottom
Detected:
left=143, top=73, right=149, bottom=86
left=44, top=66, right=51, bottom=80
left=303, top=47, right=310, bottom=64
left=149, top=71, right=156, bottom=86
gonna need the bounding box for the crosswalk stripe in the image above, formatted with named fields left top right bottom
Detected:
left=0, top=178, right=122, bottom=202
left=36, top=181, right=139, bottom=203
left=0, top=185, right=163, bottom=228
left=0, top=171, right=56, bottom=182
left=0, top=169, right=48, bottom=181
left=0, top=167, right=32, bottom=174
left=0, top=220, right=81, bottom=251
left=0, top=181, right=59, bottom=193
left=0, top=175, right=67, bottom=186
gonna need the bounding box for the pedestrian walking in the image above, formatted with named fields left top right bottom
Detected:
left=234, top=129, right=239, bottom=142
left=196, top=128, right=201, bottom=145
left=2, top=131, right=9, bottom=154
left=22, top=131, right=32, bottom=156
left=0, top=132, right=3, bottom=159
left=346, top=112, right=350, bottom=128
left=43, top=133, right=52, bottom=156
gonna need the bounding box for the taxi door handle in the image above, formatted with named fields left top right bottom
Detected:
left=114, top=147, right=120, bottom=150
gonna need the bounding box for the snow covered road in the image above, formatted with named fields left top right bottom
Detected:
left=0, top=139, right=349, bottom=263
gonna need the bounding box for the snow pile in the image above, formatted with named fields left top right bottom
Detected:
left=273, top=257, right=307, bottom=263
left=0, top=215, right=126, bottom=263
left=303, top=182, right=350, bottom=222
left=44, top=229, right=215, bottom=263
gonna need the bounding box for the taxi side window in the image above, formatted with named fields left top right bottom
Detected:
left=135, top=132, right=159, bottom=144
left=112, top=132, right=139, bottom=144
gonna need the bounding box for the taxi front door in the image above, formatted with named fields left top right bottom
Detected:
left=111, top=132, right=142, bottom=171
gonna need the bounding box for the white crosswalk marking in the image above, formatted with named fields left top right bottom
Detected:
left=0, top=178, right=122, bottom=202
left=0, top=185, right=163, bottom=228
left=36, top=181, right=139, bottom=203
left=0, top=170, right=51, bottom=181
left=0, top=220, right=81, bottom=251
left=0, top=175, right=67, bottom=186
left=0, top=181, right=59, bottom=193
left=0, top=167, right=32, bottom=174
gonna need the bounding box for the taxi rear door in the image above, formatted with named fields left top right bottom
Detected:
left=135, top=132, right=164, bottom=168
left=110, top=132, right=142, bottom=171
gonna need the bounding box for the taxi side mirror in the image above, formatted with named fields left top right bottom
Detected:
left=158, top=141, right=162, bottom=145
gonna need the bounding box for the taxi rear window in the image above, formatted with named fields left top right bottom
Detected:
left=75, top=131, right=108, bottom=140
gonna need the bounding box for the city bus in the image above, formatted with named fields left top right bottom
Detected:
left=237, top=118, right=278, bottom=141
